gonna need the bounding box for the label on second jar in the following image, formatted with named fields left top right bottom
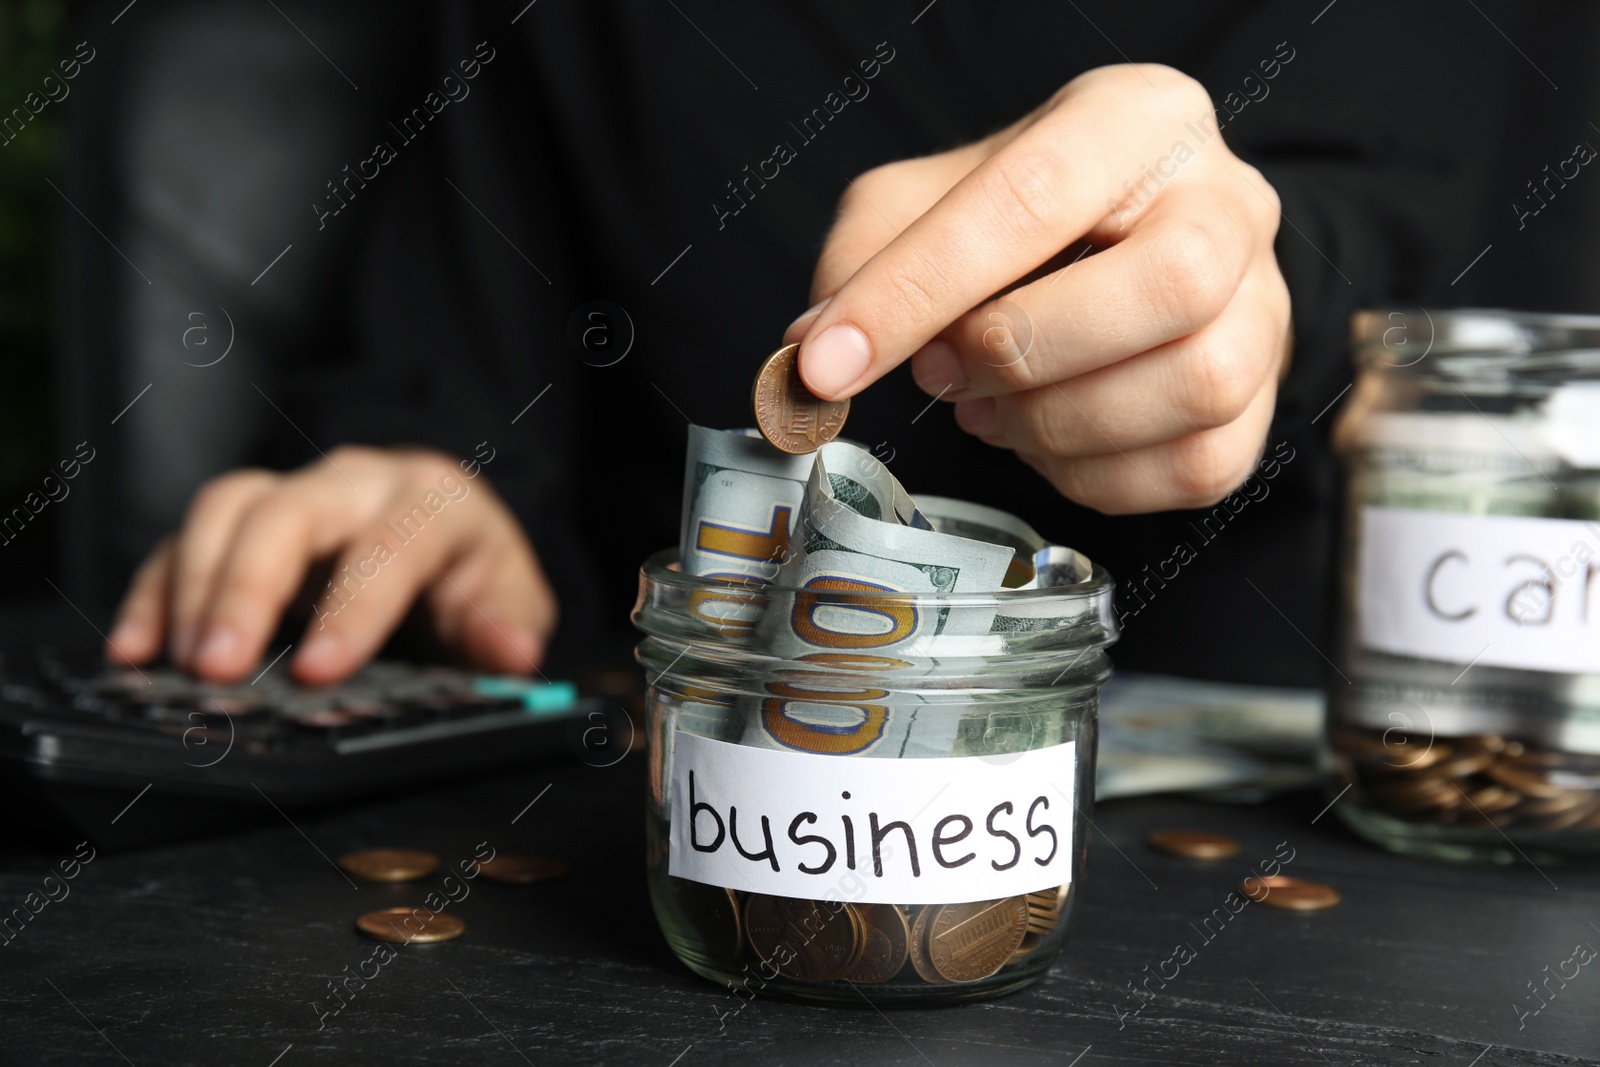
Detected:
left=668, top=731, right=1075, bottom=905
left=1358, top=506, right=1600, bottom=674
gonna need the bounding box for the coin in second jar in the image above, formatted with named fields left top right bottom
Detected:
left=845, top=904, right=910, bottom=983
left=338, top=848, right=439, bottom=883
left=926, top=897, right=1031, bottom=983
left=356, top=907, right=465, bottom=943
left=743, top=894, right=864, bottom=982
left=752, top=343, right=850, bottom=454
left=1240, top=875, right=1340, bottom=911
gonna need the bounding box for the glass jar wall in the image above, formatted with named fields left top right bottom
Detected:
left=633, top=547, right=1116, bottom=1004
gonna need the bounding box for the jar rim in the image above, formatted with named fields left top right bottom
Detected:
left=1351, top=307, right=1600, bottom=384
left=638, top=548, right=1116, bottom=604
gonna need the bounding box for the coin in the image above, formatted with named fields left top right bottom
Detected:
left=1008, top=933, right=1041, bottom=967
left=752, top=343, right=850, bottom=454
left=477, top=854, right=569, bottom=884
left=1464, top=784, right=1521, bottom=813
left=1024, top=885, right=1065, bottom=935
left=906, top=904, right=947, bottom=985
left=845, top=904, right=910, bottom=983
left=669, top=878, right=744, bottom=963
left=1484, top=761, right=1566, bottom=799
left=1147, top=830, right=1240, bottom=860
left=338, top=848, right=439, bottom=883
left=926, top=897, right=1031, bottom=983
left=743, top=894, right=864, bottom=982
left=356, top=907, right=466, bottom=943
left=1240, top=875, right=1340, bottom=911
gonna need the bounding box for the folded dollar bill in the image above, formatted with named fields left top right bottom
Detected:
left=671, top=427, right=1096, bottom=761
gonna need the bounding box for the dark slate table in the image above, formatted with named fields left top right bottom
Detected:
left=2, top=740, right=1596, bottom=1067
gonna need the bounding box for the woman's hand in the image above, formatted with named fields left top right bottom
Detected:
left=787, top=64, right=1292, bottom=513
left=106, top=446, right=557, bottom=684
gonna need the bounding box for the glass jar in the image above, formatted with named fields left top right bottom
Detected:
left=633, top=546, right=1116, bottom=1005
left=1330, top=308, right=1600, bottom=863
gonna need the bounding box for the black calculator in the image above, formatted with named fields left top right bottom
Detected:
left=0, top=646, right=628, bottom=848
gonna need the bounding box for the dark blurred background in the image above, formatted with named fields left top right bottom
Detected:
left=6, top=0, right=1600, bottom=682
left=0, top=0, right=67, bottom=598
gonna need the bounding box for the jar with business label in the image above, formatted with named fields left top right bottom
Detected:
left=1331, top=309, right=1600, bottom=863
left=632, top=537, right=1116, bottom=1004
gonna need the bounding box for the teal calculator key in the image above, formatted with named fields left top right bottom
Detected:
left=473, top=677, right=578, bottom=715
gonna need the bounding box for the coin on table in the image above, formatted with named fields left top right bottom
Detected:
left=339, top=848, right=439, bottom=883
left=743, top=894, right=863, bottom=982
left=477, top=854, right=569, bottom=884
left=752, top=343, right=850, bottom=454
left=356, top=907, right=465, bottom=943
left=845, top=904, right=910, bottom=984
left=1240, top=875, right=1340, bottom=911
left=926, top=896, right=1031, bottom=983
left=1147, top=830, right=1240, bottom=860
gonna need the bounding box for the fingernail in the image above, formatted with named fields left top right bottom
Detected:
left=955, top=396, right=1000, bottom=438
left=196, top=626, right=238, bottom=667
left=799, top=323, right=872, bottom=399
left=911, top=340, right=968, bottom=397
left=297, top=632, right=343, bottom=673
left=171, top=621, right=199, bottom=664
left=784, top=298, right=831, bottom=342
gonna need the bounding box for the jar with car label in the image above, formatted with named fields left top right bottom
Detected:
left=1331, top=309, right=1600, bottom=863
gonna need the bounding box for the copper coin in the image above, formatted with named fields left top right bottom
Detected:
left=1376, top=740, right=1452, bottom=773
left=356, top=907, right=465, bottom=943
left=1024, top=886, right=1064, bottom=935
left=1008, top=932, right=1044, bottom=966
left=743, top=894, right=863, bottom=982
left=1147, top=830, right=1240, bottom=860
left=477, top=854, right=569, bottom=884
left=926, top=897, right=1031, bottom=983
left=907, top=905, right=947, bottom=985
left=752, top=343, right=850, bottom=454
left=1531, top=796, right=1600, bottom=831
left=338, top=848, right=439, bottom=883
left=1433, top=748, right=1497, bottom=779
left=1464, top=784, right=1522, bottom=813
left=1484, top=760, right=1566, bottom=799
left=670, top=878, right=745, bottom=963
left=1516, top=790, right=1591, bottom=816
left=1239, top=875, right=1340, bottom=911
left=845, top=904, right=910, bottom=983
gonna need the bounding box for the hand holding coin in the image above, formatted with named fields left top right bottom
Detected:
left=753, top=343, right=850, bottom=454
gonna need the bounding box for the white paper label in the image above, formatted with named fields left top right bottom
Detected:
left=668, top=731, right=1075, bottom=905
left=1358, top=506, right=1600, bottom=674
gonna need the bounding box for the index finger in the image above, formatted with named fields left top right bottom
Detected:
left=796, top=65, right=1209, bottom=400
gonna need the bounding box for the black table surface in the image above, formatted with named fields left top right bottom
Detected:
left=3, top=742, right=1597, bottom=1067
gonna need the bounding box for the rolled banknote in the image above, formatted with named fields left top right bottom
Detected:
left=679, top=427, right=816, bottom=583
left=759, top=443, right=1016, bottom=654
left=670, top=428, right=1094, bottom=761
left=740, top=443, right=1018, bottom=757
